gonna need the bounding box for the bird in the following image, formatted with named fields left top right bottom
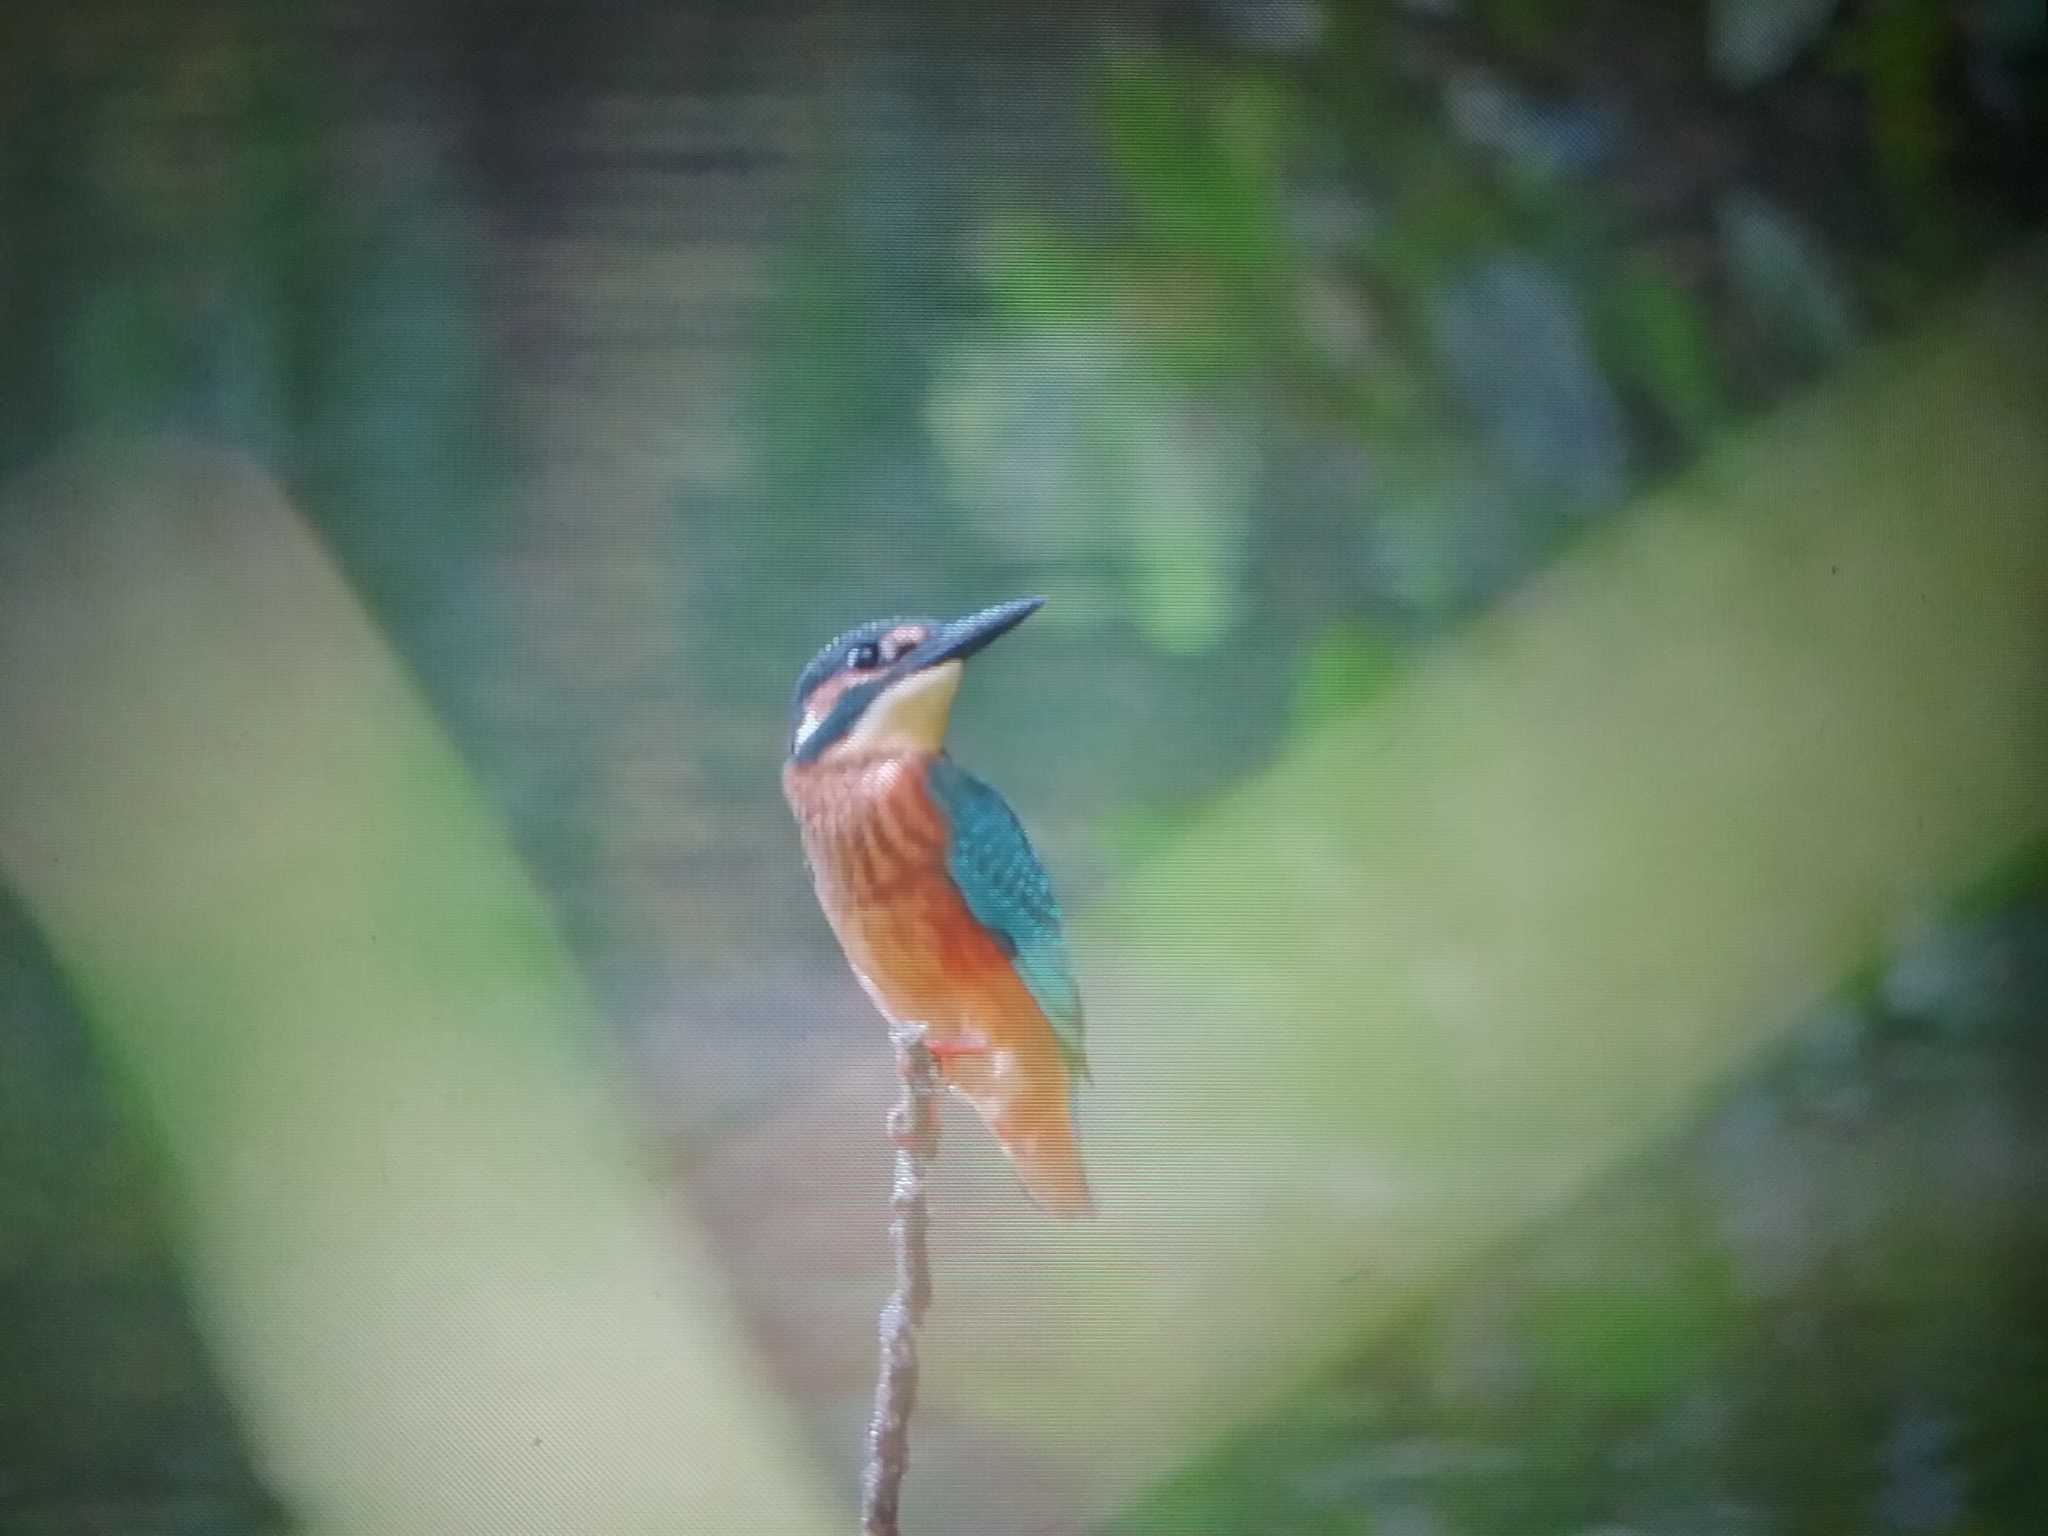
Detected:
left=782, top=595, right=1093, bottom=1216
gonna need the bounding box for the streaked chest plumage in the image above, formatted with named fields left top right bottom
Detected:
left=786, top=752, right=942, bottom=901
left=783, top=750, right=1012, bottom=1031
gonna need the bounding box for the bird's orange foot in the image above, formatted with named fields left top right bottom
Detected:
left=923, top=1029, right=992, bottom=1061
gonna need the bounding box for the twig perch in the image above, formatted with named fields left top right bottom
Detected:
left=862, top=1020, right=940, bottom=1536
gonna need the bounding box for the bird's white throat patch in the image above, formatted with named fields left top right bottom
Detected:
left=839, top=660, right=962, bottom=756
left=792, top=705, right=826, bottom=752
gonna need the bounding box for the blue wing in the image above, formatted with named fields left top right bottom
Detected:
left=926, top=755, right=1087, bottom=1079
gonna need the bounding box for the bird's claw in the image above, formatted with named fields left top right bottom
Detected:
left=887, top=1019, right=990, bottom=1061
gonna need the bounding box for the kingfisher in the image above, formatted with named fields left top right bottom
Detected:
left=782, top=596, right=1093, bottom=1216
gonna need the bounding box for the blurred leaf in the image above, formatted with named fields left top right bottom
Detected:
left=1292, top=621, right=1403, bottom=732
left=1102, top=53, right=1283, bottom=275
left=1443, top=64, right=1625, bottom=186
left=1424, top=252, right=1631, bottom=510
left=927, top=323, right=1255, bottom=653
left=1832, top=0, right=1958, bottom=207
left=1122, top=395, right=1256, bottom=652
left=974, top=212, right=1111, bottom=327
left=1520, top=1260, right=1735, bottom=1405
left=1110, top=266, right=1258, bottom=378
left=1364, top=436, right=1536, bottom=614
left=1594, top=257, right=1729, bottom=444
left=1474, top=0, right=1593, bottom=70
left=1710, top=0, right=1844, bottom=88
left=1368, top=151, right=1515, bottom=310
left=1716, top=189, right=1860, bottom=368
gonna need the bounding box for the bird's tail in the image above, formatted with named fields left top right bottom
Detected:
left=1007, top=1118, right=1095, bottom=1218
left=947, top=1053, right=1095, bottom=1217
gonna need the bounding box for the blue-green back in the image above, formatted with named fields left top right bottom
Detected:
left=926, top=755, right=1087, bottom=1079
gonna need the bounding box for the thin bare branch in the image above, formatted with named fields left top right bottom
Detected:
left=861, top=1020, right=940, bottom=1536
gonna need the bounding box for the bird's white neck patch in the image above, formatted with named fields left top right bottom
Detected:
left=837, top=661, right=962, bottom=757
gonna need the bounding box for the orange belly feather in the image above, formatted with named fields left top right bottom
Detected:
left=785, top=751, right=1092, bottom=1215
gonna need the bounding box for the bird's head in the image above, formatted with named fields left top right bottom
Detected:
left=787, top=595, right=1044, bottom=765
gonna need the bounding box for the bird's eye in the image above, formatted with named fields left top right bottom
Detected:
left=847, top=641, right=881, bottom=670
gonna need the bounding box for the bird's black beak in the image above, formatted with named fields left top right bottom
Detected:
left=898, top=595, right=1044, bottom=675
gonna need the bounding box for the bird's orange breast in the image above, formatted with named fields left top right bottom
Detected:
left=784, top=751, right=1018, bottom=1036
